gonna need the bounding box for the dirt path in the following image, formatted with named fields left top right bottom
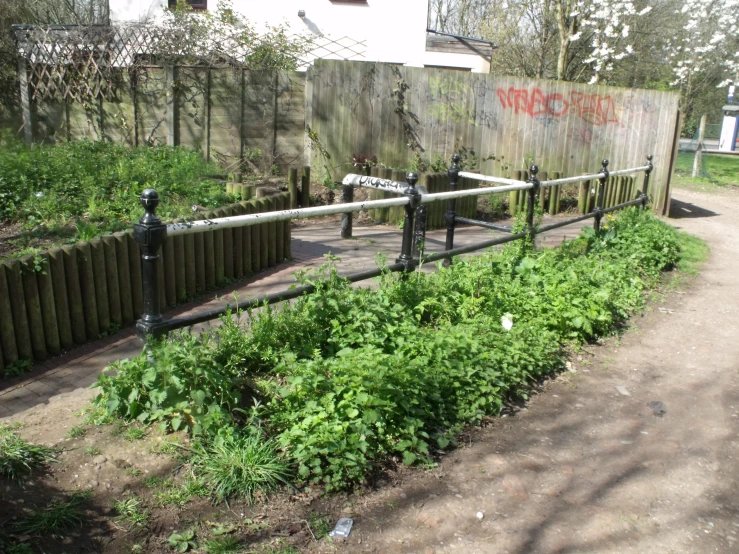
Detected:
left=316, top=187, right=739, bottom=553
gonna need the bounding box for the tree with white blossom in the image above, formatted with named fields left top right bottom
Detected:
left=556, top=0, right=652, bottom=83
left=667, top=0, right=739, bottom=90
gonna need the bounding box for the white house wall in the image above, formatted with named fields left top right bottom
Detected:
left=108, top=0, right=490, bottom=72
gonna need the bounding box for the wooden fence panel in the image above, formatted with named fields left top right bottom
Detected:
left=309, top=60, right=679, bottom=215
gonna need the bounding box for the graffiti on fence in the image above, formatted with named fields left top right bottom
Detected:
left=496, top=87, right=619, bottom=126
left=428, top=102, right=476, bottom=125
left=429, top=75, right=476, bottom=124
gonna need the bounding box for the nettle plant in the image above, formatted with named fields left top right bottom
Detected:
left=94, top=208, right=683, bottom=492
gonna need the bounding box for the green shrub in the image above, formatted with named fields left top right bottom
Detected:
left=94, top=208, right=686, bottom=491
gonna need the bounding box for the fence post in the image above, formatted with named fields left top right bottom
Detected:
left=397, top=172, right=420, bottom=272
left=594, top=159, right=609, bottom=232
left=18, top=58, right=33, bottom=144
left=134, top=189, right=167, bottom=340
left=526, top=164, right=540, bottom=239
left=341, top=182, right=353, bottom=239
left=412, top=205, right=428, bottom=260
left=692, top=115, right=706, bottom=178
left=444, top=153, right=461, bottom=266
left=641, top=154, right=653, bottom=209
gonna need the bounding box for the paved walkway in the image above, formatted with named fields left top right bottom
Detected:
left=0, top=215, right=588, bottom=419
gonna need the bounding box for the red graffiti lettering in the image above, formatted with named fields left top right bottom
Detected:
left=569, top=91, right=619, bottom=126
left=497, top=87, right=569, bottom=119
left=496, top=87, right=618, bottom=126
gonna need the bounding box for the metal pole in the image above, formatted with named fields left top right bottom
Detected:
left=641, top=154, right=653, bottom=210
left=526, top=164, right=540, bottom=240
left=412, top=205, right=428, bottom=259
left=444, top=153, right=461, bottom=267
left=396, top=172, right=420, bottom=272
left=341, top=181, right=353, bottom=239
left=594, top=159, right=609, bottom=232
left=134, top=189, right=167, bottom=340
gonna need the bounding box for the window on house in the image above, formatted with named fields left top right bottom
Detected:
left=168, top=0, right=207, bottom=10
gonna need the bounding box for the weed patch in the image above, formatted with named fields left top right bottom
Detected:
left=0, top=139, right=232, bottom=257
left=95, top=208, right=686, bottom=493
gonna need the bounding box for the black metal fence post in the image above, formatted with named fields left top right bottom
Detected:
left=134, top=189, right=167, bottom=341
left=526, top=164, right=540, bottom=240
left=396, top=171, right=420, bottom=272
left=341, top=182, right=353, bottom=239
left=444, top=153, right=461, bottom=267
left=641, top=154, right=653, bottom=209
left=412, top=205, right=428, bottom=260
left=594, top=159, right=609, bottom=232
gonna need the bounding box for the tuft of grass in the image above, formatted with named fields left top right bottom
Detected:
left=675, top=230, right=710, bottom=276
left=152, top=478, right=206, bottom=507
left=113, top=496, right=151, bottom=529
left=67, top=426, right=87, bottom=438
left=125, top=466, right=143, bottom=477
left=203, top=536, right=242, bottom=554
left=122, top=427, right=146, bottom=442
left=14, top=492, right=89, bottom=536
left=84, top=446, right=102, bottom=456
left=189, top=434, right=291, bottom=503
left=0, top=425, right=57, bottom=483
left=81, top=404, right=115, bottom=426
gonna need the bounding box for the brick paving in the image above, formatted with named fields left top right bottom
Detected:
left=0, top=216, right=588, bottom=419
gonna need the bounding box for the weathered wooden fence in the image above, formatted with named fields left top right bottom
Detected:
left=27, top=68, right=307, bottom=174
left=0, top=192, right=291, bottom=370
left=307, top=60, right=680, bottom=215
left=19, top=58, right=680, bottom=215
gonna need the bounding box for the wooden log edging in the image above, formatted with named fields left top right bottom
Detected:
left=0, top=197, right=292, bottom=372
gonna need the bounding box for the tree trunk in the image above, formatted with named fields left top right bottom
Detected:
left=557, top=39, right=569, bottom=80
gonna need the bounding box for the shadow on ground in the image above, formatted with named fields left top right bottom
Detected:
left=669, top=199, right=719, bottom=219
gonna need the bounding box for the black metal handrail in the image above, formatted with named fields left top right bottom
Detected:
left=132, top=154, right=654, bottom=341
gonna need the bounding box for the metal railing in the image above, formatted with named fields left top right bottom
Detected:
left=132, top=154, right=653, bottom=341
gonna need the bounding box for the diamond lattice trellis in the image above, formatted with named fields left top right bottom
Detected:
left=15, top=25, right=367, bottom=103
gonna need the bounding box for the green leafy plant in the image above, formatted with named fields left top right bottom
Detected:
left=0, top=139, right=233, bottom=258
left=93, top=208, right=689, bottom=492
left=2, top=358, right=33, bottom=379
left=168, top=528, right=197, bottom=552
left=0, top=425, right=57, bottom=483
left=84, top=446, right=102, bottom=456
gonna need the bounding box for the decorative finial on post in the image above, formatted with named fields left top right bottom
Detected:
left=140, top=189, right=161, bottom=225
left=406, top=171, right=418, bottom=189
left=646, top=154, right=653, bottom=174
left=529, top=164, right=539, bottom=176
